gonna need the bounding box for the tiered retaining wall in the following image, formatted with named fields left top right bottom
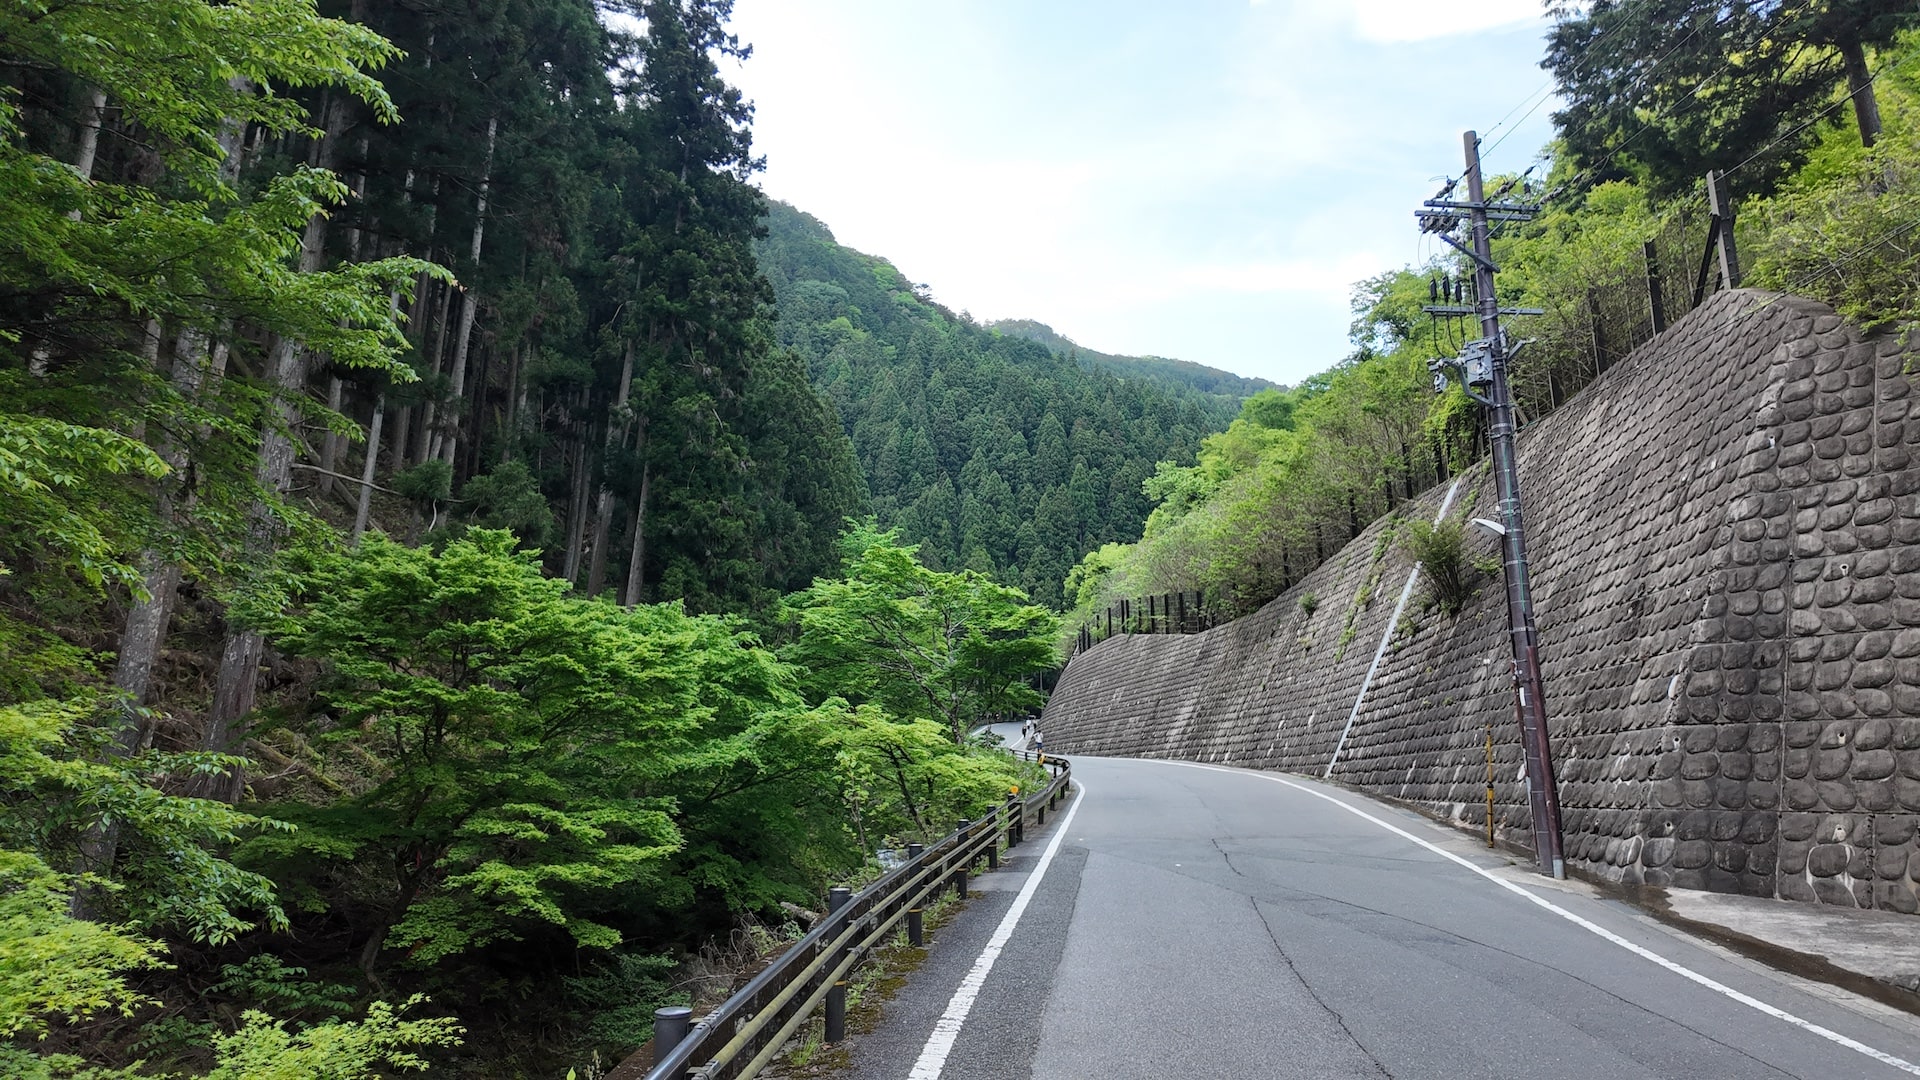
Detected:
left=1043, top=289, right=1920, bottom=913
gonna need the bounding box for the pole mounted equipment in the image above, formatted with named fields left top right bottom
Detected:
left=1415, top=132, right=1567, bottom=880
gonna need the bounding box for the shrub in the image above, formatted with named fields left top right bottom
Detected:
left=1403, top=518, right=1472, bottom=617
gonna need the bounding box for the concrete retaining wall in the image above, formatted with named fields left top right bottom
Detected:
left=1042, top=289, right=1920, bottom=913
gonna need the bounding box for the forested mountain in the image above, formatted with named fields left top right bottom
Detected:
left=756, top=202, right=1238, bottom=607
left=985, top=317, right=1277, bottom=405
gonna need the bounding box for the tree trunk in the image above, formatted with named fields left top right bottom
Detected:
left=563, top=422, right=591, bottom=587
left=72, top=87, right=108, bottom=186
left=32, top=88, right=112, bottom=377
left=319, top=374, right=345, bottom=499
left=586, top=341, right=636, bottom=597
left=415, top=283, right=454, bottom=466
left=353, top=394, right=384, bottom=541
left=196, top=92, right=346, bottom=802
left=437, top=114, right=497, bottom=468
left=622, top=453, right=650, bottom=607
left=501, top=339, right=528, bottom=464
left=1837, top=36, right=1881, bottom=149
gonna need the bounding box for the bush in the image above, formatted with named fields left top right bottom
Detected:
left=1402, top=518, right=1471, bottom=617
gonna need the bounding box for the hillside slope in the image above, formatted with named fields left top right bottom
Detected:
left=755, top=202, right=1247, bottom=606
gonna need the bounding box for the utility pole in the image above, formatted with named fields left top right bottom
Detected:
left=1416, top=131, right=1566, bottom=879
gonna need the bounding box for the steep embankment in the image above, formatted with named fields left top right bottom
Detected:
left=1043, top=288, right=1920, bottom=916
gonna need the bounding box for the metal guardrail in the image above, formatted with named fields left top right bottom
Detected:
left=607, top=754, right=1073, bottom=1080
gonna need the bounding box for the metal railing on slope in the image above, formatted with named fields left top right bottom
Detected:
left=608, top=755, right=1072, bottom=1080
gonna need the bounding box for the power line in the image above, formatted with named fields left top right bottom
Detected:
left=1481, top=2, right=1731, bottom=169
left=1548, top=45, right=1747, bottom=206
left=1722, top=49, right=1920, bottom=181
left=1778, top=218, right=1920, bottom=296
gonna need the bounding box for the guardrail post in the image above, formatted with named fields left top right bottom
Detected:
left=953, top=820, right=970, bottom=898
left=1036, top=800, right=1046, bottom=825
left=905, top=843, right=925, bottom=946
left=654, top=1006, right=693, bottom=1074
left=824, top=886, right=851, bottom=1043
left=1004, top=793, right=1020, bottom=848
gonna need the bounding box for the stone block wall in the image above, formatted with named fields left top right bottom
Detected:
left=1041, top=289, right=1920, bottom=913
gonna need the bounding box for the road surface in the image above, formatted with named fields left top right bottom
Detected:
left=843, top=751, right=1920, bottom=1079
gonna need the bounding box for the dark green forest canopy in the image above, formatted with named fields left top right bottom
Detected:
left=755, top=201, right=1253, bottom=608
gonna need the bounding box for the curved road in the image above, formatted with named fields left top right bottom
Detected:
left=844, top=751, right=1920, bottom=1079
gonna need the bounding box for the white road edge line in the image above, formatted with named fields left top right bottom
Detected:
left=906, top=780, right=1088, bottom=1080
left=1168, top=761, right=1920, bottom=1077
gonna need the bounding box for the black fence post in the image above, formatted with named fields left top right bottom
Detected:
left=824, top=886, right=851, bottom=1042
left=953, top=820, right=970, bottom=898
left=1644, top=238, right=1667, bottom=334
left=905, top=842, right=925, bottom=946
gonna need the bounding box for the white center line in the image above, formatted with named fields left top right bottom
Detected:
left=1169, top=760, right=1920, bottom=1077
left=906, top=781, right=1088, bottom=1080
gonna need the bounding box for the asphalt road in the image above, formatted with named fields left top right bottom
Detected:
left=843, top=750, right=1920, bottom=1080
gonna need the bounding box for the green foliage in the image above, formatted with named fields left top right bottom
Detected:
left=1543, top=1, right=1918, bottom=197
left=391, top=460, right=453, bottom=506
left=198, top=997, right=462, bottom=1080
left=209, top=955, right=360, bottom=1025
left=1065, top=333, right=1434, bottom=627
left=784, top=523, right=1059, bottom=746
left=457, top=460, right=556, bottom=548
left=0, top=848, right=162, bottom=1039
left=251, top=531, right=690, bottom=966
left=562, top=951, right=681, bottom=1053
left=1745, top=38, right=1920, bottom=327
left=0, top=414, right=166, bottom=591
left=985, top=318, right=1276, bottom=407
left=1403, top=518, right=1472, bottom=618
left=0, top=698, right=288, bottom=945
left=1298, top=593, right=1318, bottom=617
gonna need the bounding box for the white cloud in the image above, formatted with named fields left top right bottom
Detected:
left=723, top=0, right=1561, bottom=382
left=1342, top=0, right=1547, bottom=43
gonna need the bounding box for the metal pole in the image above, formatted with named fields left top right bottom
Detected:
left=824, top=886, right=851, bottom=1042
left=654, top=1006, right=694, bottom=1073
left=1463, top=130, right=1565, bottom=879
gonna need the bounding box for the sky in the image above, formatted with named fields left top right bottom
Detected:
left=720, top=0, right=1566, bottom=387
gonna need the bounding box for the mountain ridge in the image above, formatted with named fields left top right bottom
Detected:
left=984, top=318, right=1279, bottom=401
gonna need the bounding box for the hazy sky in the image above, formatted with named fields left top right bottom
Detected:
left=722, top=1, right=1564, bottom=386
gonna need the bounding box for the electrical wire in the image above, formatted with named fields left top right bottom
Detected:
left=1776, top=218, right=1920, bottom=296
left=1721, top=50, right=1920, bottom=181
left=1481, top=1, right=1730, bottom=168
left=1549, top=45, right=1747, bottom=206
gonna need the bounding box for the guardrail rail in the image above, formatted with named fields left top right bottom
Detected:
left=605, top=754, right=1072, bottom=1080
